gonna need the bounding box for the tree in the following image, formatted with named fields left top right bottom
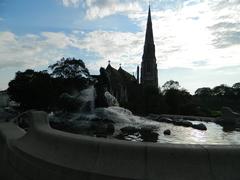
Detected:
left=195, top=87, right=213, bottom=96
left=232, top=82, right=240, bottom=96
left=49, top=57, right=91, bottom=79
left=212, top=84, right=234, bottom=97
left=162, top=80, right=180, bottom=92
left=8, top=70, right=53, bottom=110
left=232, top=82, right=240, bottom=89
left=7, top=58, right=95, bottom=111
left=164, top=88, right=191, bottom=114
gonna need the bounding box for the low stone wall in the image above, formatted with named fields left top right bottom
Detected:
left=0, top=111, right=240, bottom=180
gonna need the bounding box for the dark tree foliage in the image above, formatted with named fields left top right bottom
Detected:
left=162, top=80, right=180, bottom=92
left=232, top=82, right=240, bottom=96
left=143, top=86, right=164, bottom=114
left=233, top=82, right=240, bottom=89
left=164, top=88, right=191, bottom=114
left=8, top=70, right=53, bottom=110
left=212, top=84, right=235, bottom=97
left=7, top=58, right=94, bottom=111
left=49, top=57, right=90, bottom=79
left=195, top=87, right=213, bottom=96
left=192, top=82, right=240, bottom=117
left=7, top=56, right=240, bottom=117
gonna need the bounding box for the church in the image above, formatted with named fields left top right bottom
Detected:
left=104, top=5, right=158, bottom=104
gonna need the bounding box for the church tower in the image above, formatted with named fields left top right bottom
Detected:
left=140, top=5, right=158, bottom=88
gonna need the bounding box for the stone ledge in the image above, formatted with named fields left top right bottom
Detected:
left=0, top=111, right=240, bottom=180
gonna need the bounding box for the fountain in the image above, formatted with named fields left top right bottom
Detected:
left=1, top=87, right=240, bottom=180
left=48, top=87, right=240, bottom=145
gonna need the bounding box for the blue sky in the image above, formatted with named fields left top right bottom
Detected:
left=0, top=0, right=240, bottom=93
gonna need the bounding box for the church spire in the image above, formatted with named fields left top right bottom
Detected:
left=142, top=5, right=156, bottom=60
left=145, top=5, right=154, bottom=44
left=140, top=5, right=158, bottom=88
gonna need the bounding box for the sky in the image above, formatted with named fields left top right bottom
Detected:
left=0, top=0, right=240, bottom=94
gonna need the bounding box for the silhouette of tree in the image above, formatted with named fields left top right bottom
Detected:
left=212, top=84, right=234, bottom=97
left=8, top=70, right=53, bottom=110
left=49, top=57, right=91, bottom=79
left=195, top=87, right=213, bottom=96
left=232, top=82, right=240, bottom=97
left=162, top=80, right=180, bottom=92
left=233, top=82, right=240, bottom=89
left=8, top=58, right=94, bottom=111
left=164, top=87, right=191, bottom=114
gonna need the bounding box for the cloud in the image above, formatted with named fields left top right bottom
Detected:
left=207, top=0, right=240, bottom=48
left=0, top=31, right=64, bottom=69
left=41, top=32, right=75, bottom=49
left=75, top=30, right=144, bottom=71
left=58, top=0, right=142, bottom=20
left=85, top=0, right=142, bottom=20
left=2, top=0, right=240, bottom=76
left=0, top=17, right=3, bottom=21
left=0, top=30, right=143, bottom=75
left=59, top=0, right=80, bottom=7
left=192, top=60, right=208, bottom=67
left=68, top=0, right=240, bottom=71
left=127, top=0, right=240, bottom=70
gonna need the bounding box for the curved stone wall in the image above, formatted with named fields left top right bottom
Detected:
left=0, top=111, right=240, bottom=180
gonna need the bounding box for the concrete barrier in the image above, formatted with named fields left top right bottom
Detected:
left=0, top=111, right=240, bottom=180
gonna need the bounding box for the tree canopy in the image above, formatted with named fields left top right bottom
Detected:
left=162, top=80, right=180, bottom=91
left=49, top=57, right=91, bottom=79
left=195, top=87, right=213, bottom=96
left=7, top=57, right=93, bottom=111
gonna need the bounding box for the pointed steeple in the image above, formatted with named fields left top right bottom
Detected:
left=140, top=4, right=158, bottom=88
left=142, top=5, right=156, bottom=60
left=145, top=5, right=154, bottom=44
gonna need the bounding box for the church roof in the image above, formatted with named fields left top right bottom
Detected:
left=106, top=64, right=124, bottom=85
left=118, top=67, right=136, bottom=82
left=106, top=64, right=136, bottom=86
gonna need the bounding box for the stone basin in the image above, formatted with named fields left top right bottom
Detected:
left=0, top=111, right=240, bottom=180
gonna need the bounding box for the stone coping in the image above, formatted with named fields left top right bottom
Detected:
left=0, top=111, right=240, bottom=180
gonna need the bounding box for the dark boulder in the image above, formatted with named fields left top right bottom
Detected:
left=158, top=117, right=173, bottom=123
left=90, top=121, right=115, bottom=136
left=180, top=120, right=193, bottom=127
left=59, top=93, right=82, bottom=112
left=164, top=129, right=171, bottom=135
left=173, top=120, right=193, bottom=127
left=0, top=107, right=18, bottom=122
left=192, top=123, right=207, bottom=131
left=217, top=107, right=240, bottom=126
left=140, top=127, right=159, bottom=142
left=120, top=126, right=139, bottom=135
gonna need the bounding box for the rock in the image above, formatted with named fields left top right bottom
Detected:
left=164, top=129, right=171, bottom=135
left=91, top=121, right=115, bottom=136
left=0, top=107, right=18, bottom=122
left=218, top=107, right=240, bottom=125
left=158, top=117, right=173, bottom=123
left=140, top=126, right=154, bottom=134
left=192, top=123, right=207, bottom=131
left=147, top=114, right=160, bottom=121
left=141, top=131, right=159, bottom=142
left=106, top=123, right=115, bottom=135
left=114, top=133, right=126, bottom=140
left=91, top=118, right=114, bottom=124
left=140, top=127, right=159, bottom=142
left=120, top=126, right=139, bottom=135
left=180, top=121, right=193, bottom=127
left=173, top=120, right=192, bottom=127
